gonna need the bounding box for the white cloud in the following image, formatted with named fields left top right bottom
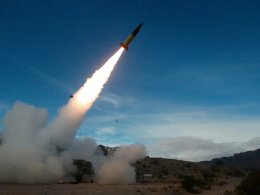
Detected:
left=83, top=112, right=128, bottom=124
left=148, top=136, right=260, bottom=162
left=94, top=92, right=137, bottom=111
left=77, top=93, right=260, bottom=160
left=243, top=137, right=260, bottom=149
left=98, top=93, right=121, bottom=108
left=29, top=67, right=74, bottom=93
left=130, top=109, right=260, bottom=143
left=96, top=127, right=116, bottom=135
left=139, top=118, right=260, bottom=142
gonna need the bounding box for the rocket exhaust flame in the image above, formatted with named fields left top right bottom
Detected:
left=0, top=27, right=146, bottom=184
left=73, top=47, right=124, bottom=107
left=45, top=21, right=143, bottom=147
left=42, top=47, right=125, bottom=148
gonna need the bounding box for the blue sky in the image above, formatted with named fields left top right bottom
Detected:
left=1, top=0, right=260, bottom=160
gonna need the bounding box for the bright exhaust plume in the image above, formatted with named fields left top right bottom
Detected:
left=74, top=47, right=124, bottom=106
left=0, top=46, right=147, bottom=184
left=41, top=47, right=125, bottom=148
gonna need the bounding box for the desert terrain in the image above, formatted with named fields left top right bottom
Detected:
left=0, top=176, right=243, bottom=195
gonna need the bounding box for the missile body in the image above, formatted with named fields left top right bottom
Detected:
left=120, top=23, right=143, bottom=50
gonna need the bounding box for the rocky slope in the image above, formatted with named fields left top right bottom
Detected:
left=202, top=148, right=260, bottom=170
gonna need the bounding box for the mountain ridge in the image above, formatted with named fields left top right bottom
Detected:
left=201, top=148, right=260, bottom=170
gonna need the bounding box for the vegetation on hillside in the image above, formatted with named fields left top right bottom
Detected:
left=236, top=170, right=260, bottom=195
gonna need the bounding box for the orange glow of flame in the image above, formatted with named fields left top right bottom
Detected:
left=69, top=47, right=124, bottom=112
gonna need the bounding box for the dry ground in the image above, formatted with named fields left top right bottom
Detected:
left=200, top=177, right=243, bottom=195
left=0, top=183, right=186, bottom=195
left=0, top=177, right=243, bottom=195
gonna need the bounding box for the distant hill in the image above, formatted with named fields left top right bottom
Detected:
left=96, top=144, right=260, bottom=171
left=202, top=148, right=260, bottom=170
left=96, top=144, right=118, bottom=156
left=134, top=156, right=202, bottom=180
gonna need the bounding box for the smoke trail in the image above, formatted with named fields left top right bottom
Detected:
left=96, top=144, right=147, bottom=184
left=0, top=47, right=146, bottom=184
left=39, top=48, right=124, bottom=149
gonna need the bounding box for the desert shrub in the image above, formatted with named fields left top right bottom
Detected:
left=236, top=171, right=260, bottom=195
left=201, top=168, right=214, bottom=179
left=211, top=165, right=221, bottom=173
left=184, top=163, right=192, bottom=168
left=218, top=181, right=228, bottom=186
left=233, top=169, right=245, bottom=177
left=150, top=188, right=157, bottom=192
left=221, top=190, right=236, bottom=195
left=161, top=166, right=169, bottom=175
left=181, top=176, right=203, bottom=193
left=151, top=158, right=159, bottom=165
left=225, top=168, right=245, bottom=177
left=180, top=175, right=211, bottom=193
left=162, top=186, right=168, bottom=191
left=215, top=160, right=224, bottom=166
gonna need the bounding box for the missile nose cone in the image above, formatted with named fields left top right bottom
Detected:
left=132, top=22, right=143, bottom=36
left=137, top=22, right=143, bottom=29
left=120, top=22, right=143, bottom=50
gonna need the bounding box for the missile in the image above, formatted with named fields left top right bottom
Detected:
left=120, top=23, right=143, bottom=50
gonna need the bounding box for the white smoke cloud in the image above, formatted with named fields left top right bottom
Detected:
left=97, top=159, right=136, bottom=184
left=0, top=48, right=146, bottom=184
left=0, top=101, right=63, bottom=183
left=0, top=101, right=146, bottom=183
left=96, top=144, right=146, bottom=184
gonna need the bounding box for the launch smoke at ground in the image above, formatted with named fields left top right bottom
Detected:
left=0, top=47, right=146, bottom=184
